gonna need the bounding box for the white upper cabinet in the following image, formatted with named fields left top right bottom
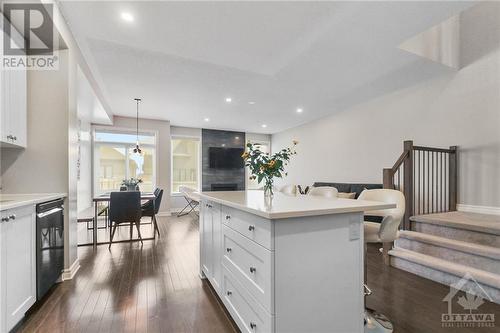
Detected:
left=0, top=15, right=27, bottom=148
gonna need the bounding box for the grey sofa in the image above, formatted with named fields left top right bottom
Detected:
left=312, top=182, right=383, bottom=199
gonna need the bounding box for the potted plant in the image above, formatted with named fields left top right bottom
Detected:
left=242, top=141, right=298, bottom=197
left=121, top=178, right=143, bottom=191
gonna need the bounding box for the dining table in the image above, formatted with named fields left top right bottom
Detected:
left=91, top=192, right=157, bottom=247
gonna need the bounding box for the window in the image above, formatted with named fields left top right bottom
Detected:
left=171, top=137, right=200, bottom=193
left=94, top=129, right=156, bottom=194
left=246, top=141, right=271, bottom=189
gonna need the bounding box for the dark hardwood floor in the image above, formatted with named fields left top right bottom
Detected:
left=19, top=215, right=236, bottom=333
left=17, top=214, right=499, bottom=333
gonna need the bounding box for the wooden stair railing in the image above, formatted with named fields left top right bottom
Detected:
left=383, top=140, right=458, bottom=230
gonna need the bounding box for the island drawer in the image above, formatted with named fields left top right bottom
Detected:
left=222, top=265, right=273, bottom=333
left=222, top=206, right=273, bottom=250
left=222, top=225, right=274, bottom=313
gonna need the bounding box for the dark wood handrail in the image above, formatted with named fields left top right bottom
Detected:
left=383, top=140, right=458, bottom=230
left=390, top=150, right=410, bottom=172
left=413, top=146, right=456, bottom=154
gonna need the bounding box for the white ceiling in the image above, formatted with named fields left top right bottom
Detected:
left=59, top=1, right=475, bottom=134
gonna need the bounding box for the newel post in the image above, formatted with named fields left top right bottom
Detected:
left=403, top=140, right=413, bottom=230
left=383, top=169, right=393, bottom=189
left=449, top=146, right=458, bottom=211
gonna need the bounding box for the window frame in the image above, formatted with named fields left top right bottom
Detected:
left=170, top=134, right=201, bottom=196
left=245, top=139, right=271, bottom=190
left=92, top=126, right=159, bottom=196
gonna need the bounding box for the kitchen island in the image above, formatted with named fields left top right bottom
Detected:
left=199, top=190, right=395, bottom=333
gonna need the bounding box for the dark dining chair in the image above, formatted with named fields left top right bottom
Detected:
left=141, top=188, right=163, bottom=237
left=140, top=188, right=161, bottom=225
left=108, top=191, right=143, bottom=248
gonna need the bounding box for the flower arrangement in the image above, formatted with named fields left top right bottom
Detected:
left=242, top=140, right=298, bottom=197
left=121, top=178, right=143, bottom=191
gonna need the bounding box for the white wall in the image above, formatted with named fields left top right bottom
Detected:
left=76, top=118, right=92, bottom=212
left=171, top=126, right=201, bottom=138
left=76, top=66, right=109, bottom=213
left=272, top=2, right=500, bottom=209
left=247, top=132, right=272, bottom=145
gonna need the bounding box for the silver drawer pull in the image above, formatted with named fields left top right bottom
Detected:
left=225, top=215, right=231, bottom=220
left=248, top=225, right=255, bottom=231
left=250, top=322, right=257, bottom=329
left=226, top=290, right=232, bottom=296
left=8, top=214, right=16, bottom=220
left=226, top=247, right=232, bottom=253
left=249, top=267, right=256, bottom=273
left=1, top=217, right=9, bottom=222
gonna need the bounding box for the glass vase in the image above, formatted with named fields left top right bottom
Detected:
left=263, top=178, right=274, bottom=198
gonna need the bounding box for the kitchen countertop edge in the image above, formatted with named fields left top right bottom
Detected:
left=0, top=193, right=68, bottom=211
left=199, top=191, right=396, bottom=220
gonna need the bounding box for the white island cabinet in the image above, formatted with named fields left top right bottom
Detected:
left=199, top=190, right=395, bottom=333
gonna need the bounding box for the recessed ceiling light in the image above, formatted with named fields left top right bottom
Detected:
left=296, top=108, right=303, bottom=113
left=261, top=124, right=267, bottom=128
left=225, top=97, right=232, bottom=103
left=204, top=117, right=210, bottom=122
left=248, top=101, right=256, bottom=105
left=121, top=12, right=134, bottom=22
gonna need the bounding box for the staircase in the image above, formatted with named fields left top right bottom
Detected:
left=382, top=141, right=500, bottom=304
left=390, top=211, right=500, bottom=304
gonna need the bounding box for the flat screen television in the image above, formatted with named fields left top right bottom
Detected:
left=209, top=147, right=245, bottom=169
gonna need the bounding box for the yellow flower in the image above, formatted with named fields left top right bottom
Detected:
left=292, top=140, right=299, bottom=145
left=268, top=160, right=276, bottom=168
left=241, top=152, right=249, bottom=159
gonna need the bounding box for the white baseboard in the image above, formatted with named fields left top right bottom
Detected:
left=457, top=204, right=500, bottom=216
left=170, top=208, right=199, bottom=214
left=157, top=211, right=171, bottom=217
left=61, top=259, right=80, bottom=281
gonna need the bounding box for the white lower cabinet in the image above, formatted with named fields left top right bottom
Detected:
left=222, top=226, right=274, bottom=313
left=222, top=266, right=273, bottom=333
left=0, top=205, right=36, bottom=333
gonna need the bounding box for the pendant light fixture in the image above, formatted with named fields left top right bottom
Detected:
left=133, top=98, right=142, bottom=154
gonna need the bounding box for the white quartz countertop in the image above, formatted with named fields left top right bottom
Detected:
left=0, top=193, right=67, bottom=211
left=199, top=190, right=396, bottom=219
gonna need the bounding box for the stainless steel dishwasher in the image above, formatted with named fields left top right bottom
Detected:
left=36, top=199, right=64, bottom=300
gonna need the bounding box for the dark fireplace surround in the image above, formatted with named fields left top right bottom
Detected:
left=202, top=129, right=245, bottom=192
left=211, top=183, right=238, bottom=191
